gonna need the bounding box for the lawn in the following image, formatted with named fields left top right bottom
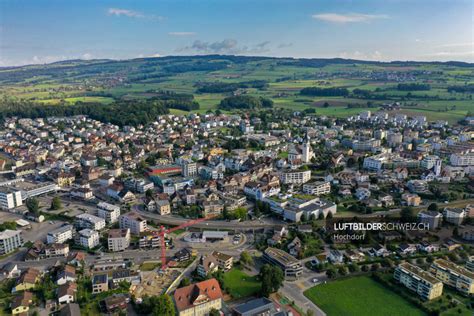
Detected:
left=304, top=276, right=426, bottom=316
left=139, top=262, right=161, bottom=271
left=222, top=268, right=261, bottom=299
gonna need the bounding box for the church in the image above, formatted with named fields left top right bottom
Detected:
left=288, top=135, right=314, bottom=164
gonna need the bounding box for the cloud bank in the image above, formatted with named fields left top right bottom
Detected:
left=312, top=13, right=388, bottom=23
left=178, top=39, right=271, bottom=54
left=107, top=8, right=163, bottom=20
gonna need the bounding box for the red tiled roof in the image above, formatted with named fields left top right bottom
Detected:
left=173, top=278, right=223, bottom=312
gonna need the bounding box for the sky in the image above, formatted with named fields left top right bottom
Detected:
left=0, top=0, right=473, bottom=66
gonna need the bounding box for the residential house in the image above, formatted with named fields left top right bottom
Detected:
left=57, top=282, right=77, bottom=304
left=11, top=291, right=33, bottom=315
left=56, top=265, right=76, bottom=285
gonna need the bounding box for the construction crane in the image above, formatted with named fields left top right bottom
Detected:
left=158, top=216, right=215, bottom=270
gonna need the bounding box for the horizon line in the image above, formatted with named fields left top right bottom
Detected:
left=1, top=54, right=473, bottom=69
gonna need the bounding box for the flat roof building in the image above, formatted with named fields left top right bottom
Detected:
left=263, top=247, right=303, bottom=279
left=0, top=230, right=22, bottom=255
left=394, top=262, right=443, bottom=300
left=430, top=259, right=474, bottom=295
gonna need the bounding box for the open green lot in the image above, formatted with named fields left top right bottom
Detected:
left=139, top=262, right=161, bottom=271
left=304, top=276, right=426, bottom=316
left=222, top=267, right=261, bottom=299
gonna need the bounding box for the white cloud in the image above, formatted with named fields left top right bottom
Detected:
left=108, top=8, right=144, bottom=18
left=82, top=53, right=93, bottom=60
left=338, top=50, right=385, bottom=61
left=178, top=39, right=271, bottom=54
left=312, top=13, right=388, bottom=24
left=136, top=53, right=162, bottom=58
left=168, top=32, right=196, bottom=37
left=107, top=8, right=164, bottom=20
left=430, top=51, right=474, bottom=57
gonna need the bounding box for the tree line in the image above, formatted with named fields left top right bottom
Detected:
left=195, top=80, right=268, bottom=93
left=397, top=83, right=431, bottom=91
left=218, top=95, right=273, bottom=110
left=300, top=87, right=350, bottom=97
left=0, top=96, right=200, bottom=126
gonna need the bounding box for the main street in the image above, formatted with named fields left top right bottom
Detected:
left=280, top=256, right=328, bottom=316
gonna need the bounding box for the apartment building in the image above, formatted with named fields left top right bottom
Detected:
left=211, top=251, right=233, bottom=271
left=394, top=262, right=443, bottom=300
left=418, top=211, right=442, bottom=230
left=450, top=152, right=474, bottom=167
left=402, top=193, right=422, bottom=207
left=182, top=160, right=197, bottom=177
left=47, top=225, right=74, bottom=244
left=108, top=229, right=130, bottom=252
left=0, top=187, right=22, bottom=209
left=443, top=208, right=466, bottom=226
left=467, top=256, right=474, bottom=272
left=430, top=259, right=474, bottom=295
left=92, top=274, right=109, bottom=294
left=363, top=153, right=389, bottom=171
left=75, top=213, right=106, bottom=231
left=302, top=181, right=331, bottom=196
left=119, top=212, right=147, bottom=235
left=262, top=247, right=303, bottom=279
left=77, top=229, right=100, bottom=249
left=0, top=230, right=23, bottom=255
left=97, top=202, right=121, bottom=224
left=279, top=170, right=311, bottom=185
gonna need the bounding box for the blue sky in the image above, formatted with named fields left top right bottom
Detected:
left=0, top=0, right=472, bottom=66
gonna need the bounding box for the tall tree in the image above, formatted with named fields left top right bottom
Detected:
left=260, top=264, right=284, bottom=297
left=26, top=197, right=40, bottom=216
left=240, top=251, right=253, bottom=266
left=50, top=196, right=62, bottom=210
left=400, top=207, right=416, bottom=222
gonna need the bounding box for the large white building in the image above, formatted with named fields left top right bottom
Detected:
left=363, top=153, right=389, bottom=171
left=182, top=160, right=197, bottom=177
left=108, top=228, right=131, bottom=252
left=75, top=213, right=106, bottom=231
left=47, top=225, right=74, bottom=244
left=280, top=170, right=311, bottom=185
left=119, top=212, right=147, bottom=235
left=394, top=262, right=443, bottom=300
left=302, top=181, right=331, bottom=196
left=450, top=152, right=474, bottom=167
left=77, top=229, right=100, bottom=249
left=421, top=155, right=440, bottom=170
left=0, top=187, right=22, bottom=209
left=0, top=230, right=23, bottom=255
left=97, top=202, right=120, bottom=224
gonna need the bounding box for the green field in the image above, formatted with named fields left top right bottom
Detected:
left=304, top=276, right=426, bottom=316
left=222, top=267, right=261, bottom=299
left=0, top=55, right=472, bottom=123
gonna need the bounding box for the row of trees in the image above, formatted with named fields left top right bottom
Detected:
left=397, top=83, right=431, bottom=91
left=447, top=84, right=474, bottom=93
left=0, top=98, right=171, bottom=127
left=218, top=95, right=273, bottom=110
left=196, top=80, right=268, bottom=93
left=300, top=87, right=349, bottom=97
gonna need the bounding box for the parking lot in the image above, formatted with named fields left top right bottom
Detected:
left=0, top=211, right=66, bottom=242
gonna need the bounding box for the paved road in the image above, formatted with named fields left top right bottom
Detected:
left=135, top=208, right=286, bottom=230
left=278, top=255, right=328, bottom=316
